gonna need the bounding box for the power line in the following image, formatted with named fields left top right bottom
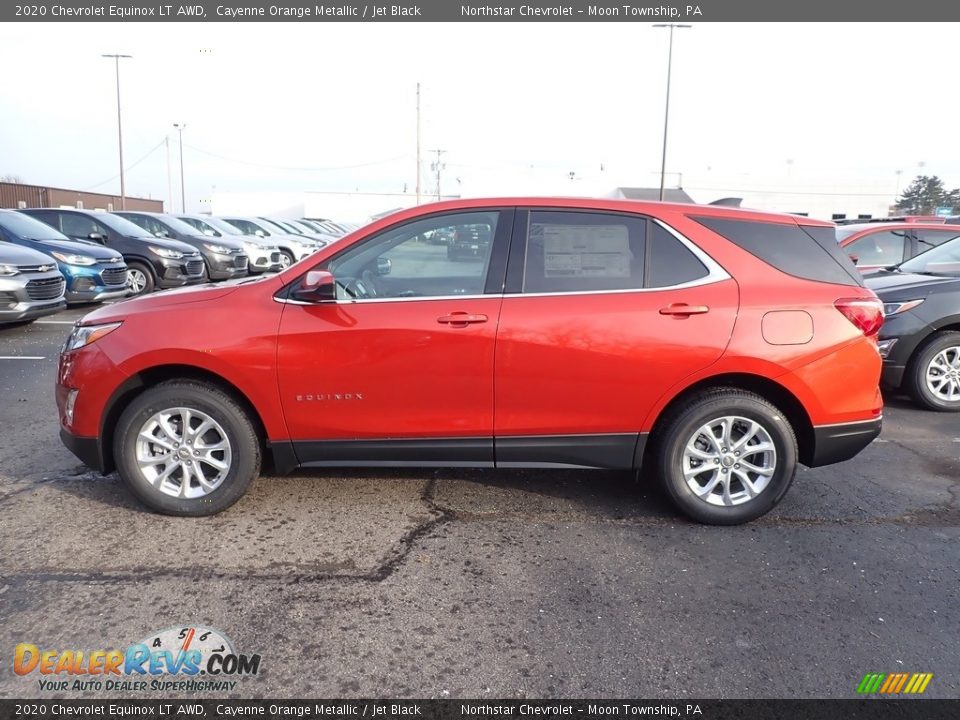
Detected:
left=183, top=144, right=409, bottom=172
left=80, top=138, right=166, bottom=191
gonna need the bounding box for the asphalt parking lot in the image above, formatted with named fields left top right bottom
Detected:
left=0, top=304, right=958, bottom=700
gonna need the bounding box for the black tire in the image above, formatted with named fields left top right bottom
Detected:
left=279, top=249, right=296, bottom=268
left=904, top=331, right=960, bottom=412
left=654, top=388, right=798, bottom=525
left=114, top=381, right=261, bottom=516
left=126, top=261, right=155, bottom=296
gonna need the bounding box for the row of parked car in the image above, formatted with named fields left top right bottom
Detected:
left=0, top=208, right=358, bottom=325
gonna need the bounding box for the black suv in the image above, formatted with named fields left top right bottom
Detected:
left=447, top=223, right=492, bottom=260
left=22, top=208, right=205, bottom=296
left=115, top=212, right=248, bottom=281
left=865, top=234, right=960, bottom=411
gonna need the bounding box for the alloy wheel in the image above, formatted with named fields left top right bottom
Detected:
left=682, top=415, right=777, bottom=507
left=135, top=407, right=232, bottom=499
left=128, top=268, right=147, bottom=294
left=925, top=345, right=960, bottom=403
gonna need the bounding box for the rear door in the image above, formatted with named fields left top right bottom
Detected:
left=493, top=209, right=739, bottom=468
left=276, top=209, right=512, bottom=466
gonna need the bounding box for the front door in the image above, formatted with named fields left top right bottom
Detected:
left=277, top=209, right=511, bottom=466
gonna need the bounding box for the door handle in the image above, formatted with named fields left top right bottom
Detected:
left=659, top=303, right=709, bottom=317
left=437, top=312, right=488, bottom=325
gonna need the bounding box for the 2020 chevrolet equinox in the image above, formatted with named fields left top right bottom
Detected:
left=57, top=199, right=884, bottom=524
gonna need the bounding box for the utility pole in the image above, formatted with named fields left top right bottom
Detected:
left=173, top=123, right=186, bottom=212
left=430, top=149, right=446, bottom=201
left=415, top=83, right=421, bottom=205
left=102, top=54, right=132, bottom=210
left=652, top=24, right=690, bottom=201
left=165, top=136, right=174, bottom=213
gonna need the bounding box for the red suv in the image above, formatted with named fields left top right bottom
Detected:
left=57, top=199, right=884, bottom=525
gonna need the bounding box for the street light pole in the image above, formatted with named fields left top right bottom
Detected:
left=102, top=54, right=132, bottom=210
left=653, top=24, right=690, bottom=202
left=174, top=123, right=186, bottom=212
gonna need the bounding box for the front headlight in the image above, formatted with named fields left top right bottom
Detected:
left=51, top=251, right=97, bottom=266
left=149, top=246, right=184, bottom=259
left=63, top=322, right=122, bottom=353
left=203, top=243, right=234, bottom=254
left=882, top=299, right=924, bottom=317
left=0, top=264, right=19, bottom=277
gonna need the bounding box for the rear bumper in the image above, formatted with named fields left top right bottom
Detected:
left=60, top=427, right=105, bottom=473
left=808, top=417, right=882, bottom=467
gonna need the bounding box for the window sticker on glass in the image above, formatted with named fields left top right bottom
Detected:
left=538, top=224, right=632, bottom=278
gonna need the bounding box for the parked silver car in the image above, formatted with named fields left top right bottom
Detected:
left=0, top=243, right=67, bottom=324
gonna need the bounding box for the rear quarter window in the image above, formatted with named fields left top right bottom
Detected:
left=691, top=217, right=864, bottom=287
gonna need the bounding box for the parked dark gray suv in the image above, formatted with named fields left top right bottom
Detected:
left=0, top=242, right=66, bottom=324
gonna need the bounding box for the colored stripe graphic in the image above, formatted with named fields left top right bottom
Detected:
left=857, top=672, right=932, bottom=694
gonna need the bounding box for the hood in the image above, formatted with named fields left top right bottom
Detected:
left=143, top=236, right=199, bottom=255
left=80, top=282, right=240, bottom=325
left=864, top=270, right=960, bottom=296
left=79, top=273, right=282, bottom=326
left=186, top=234, right=246, bottom=251
left=0, top=242, right=60, bottom=266
left=33, top=238, right=123, bottom=261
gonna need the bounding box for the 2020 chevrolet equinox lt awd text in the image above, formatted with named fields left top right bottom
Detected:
left=56, top=199, right=884, bottom=525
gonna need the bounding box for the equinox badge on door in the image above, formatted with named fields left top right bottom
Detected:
left=296, top=393, right=364, bottom=402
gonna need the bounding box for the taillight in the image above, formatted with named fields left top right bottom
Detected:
left=835, top=297, right=884, bottom=337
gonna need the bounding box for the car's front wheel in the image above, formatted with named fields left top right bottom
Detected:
left=114, top=381, right=261, bottom=515
left=655, top=389, right=798, bottom=525
left=905, top=331, right=960, bottom=411
left=126, top=262, right=155, bottom=296
left=278, top=250, right=295, bottom=268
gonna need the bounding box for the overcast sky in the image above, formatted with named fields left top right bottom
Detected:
left=0, top=22, right=955, bottom=212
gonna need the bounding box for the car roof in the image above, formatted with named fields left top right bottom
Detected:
left=839, top=222, right=959, bottom=234
left=367, top=197, right=834, bottom=228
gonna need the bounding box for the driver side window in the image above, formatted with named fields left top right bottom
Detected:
left=328, top=211, right=499, bottom=301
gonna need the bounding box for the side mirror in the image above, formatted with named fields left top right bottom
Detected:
left=254, top=229, right=266, bottom=238
left=376, top=257, right=392, bottom=276
left=88, top=232, right=105, bottom=244
left=292, top=270, right=335, bottom=302
left=154, top=230, right=170, bottom=238
left=202, top=229, right=218, bottom=237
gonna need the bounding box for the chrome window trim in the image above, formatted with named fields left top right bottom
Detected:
left=274, top=217, right=731, bottom=306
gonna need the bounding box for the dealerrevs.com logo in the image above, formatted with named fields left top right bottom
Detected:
left=14, top=625, right=262, bottom=693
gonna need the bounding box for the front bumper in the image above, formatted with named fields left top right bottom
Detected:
left=157, top=256, right=205, bottom=288
left=65, top=283, right=131, bottom=304
left=60, top=427, right=105, bottom=473
left=808, top=417, right=882, bottom=467
left=0, top=297, right=65, bottom=323
left=206, top=253, right=250, bottom=280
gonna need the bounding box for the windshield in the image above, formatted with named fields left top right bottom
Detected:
left=899, top=235, right=960, bottom=274
left=202, top=217, right=245, bottom=235
left=261, top=218, right=298, bottom=235
left=97, top=213, right=156, bottom=238
left=0, top=211, right=70, bottom=240
left=157, top=214, right=209, bottom=236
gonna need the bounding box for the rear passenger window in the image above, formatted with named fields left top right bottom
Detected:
left=692, top=216, right=863, bottom=287
left=846, top=231, right=907, bottom=266
left=647, top=223, right=709, bottom=288
left=522, top=211, right=646, bottom=293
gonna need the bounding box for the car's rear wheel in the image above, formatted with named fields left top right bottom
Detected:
left=905, top=331, right=960, bottom=411
left=654, top=389, right=798, bottom=525
left=114, top=381, right=261, bottom=515
left=126, top=262, right=154, bottom=296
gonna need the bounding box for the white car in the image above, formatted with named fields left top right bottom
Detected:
left=219, top=216, right=324, bottom=268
